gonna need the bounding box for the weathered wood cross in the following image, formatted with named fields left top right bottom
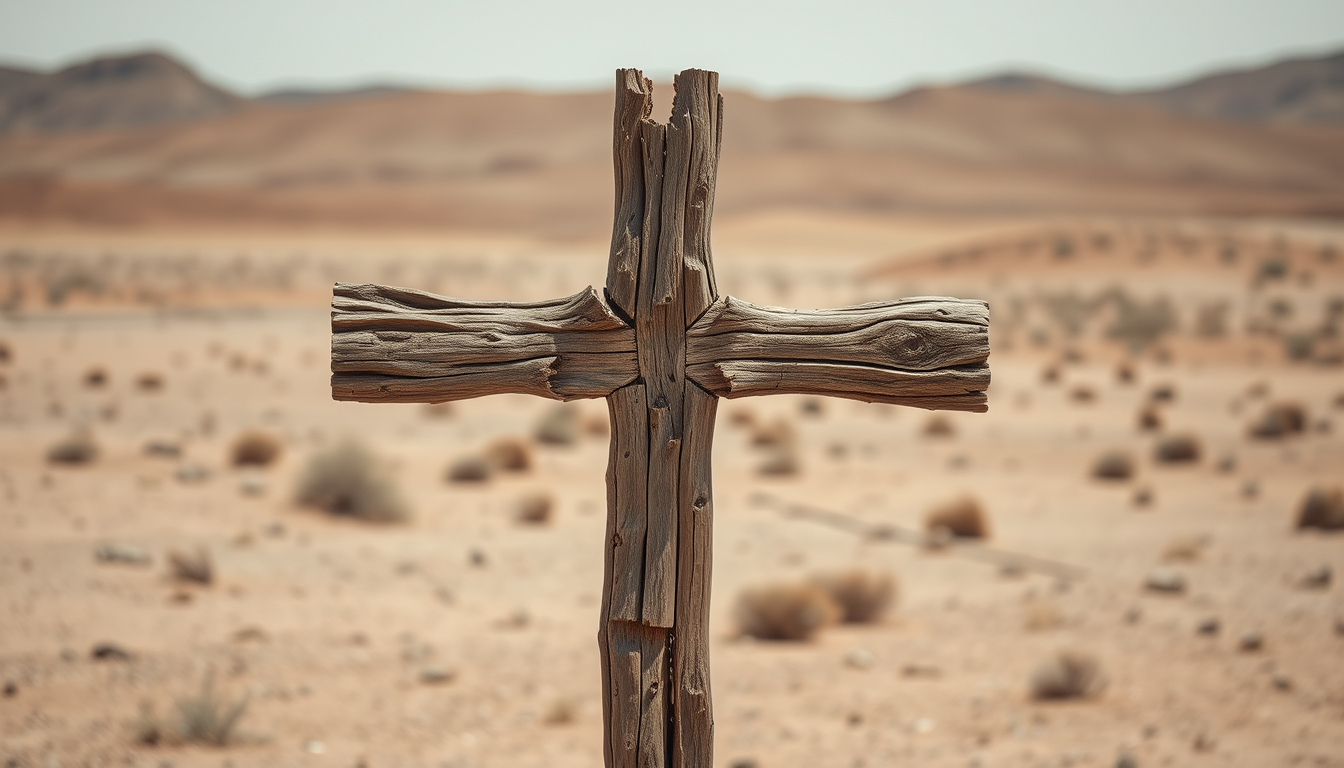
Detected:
left=330, top=69, right=990, bottom=767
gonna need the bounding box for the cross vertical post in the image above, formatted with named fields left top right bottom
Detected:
left=330, top=67, right=990, bottom=768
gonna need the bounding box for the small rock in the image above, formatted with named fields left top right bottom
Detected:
left=1240, top=479, right=1259, bottom=499
left=843, top=648, right=874, bottom=669
left=469, top=548, right=488, bottom=567
left=1132, top=487, right=1153, bottom=508
left=1123, top=607, right=1143, bottom=624
left=1297, top=565, right=1332, bottom=590
left=729, top=759, right=759, bottom=768
left=238, top=471, right=267, bottom=496
left=2, top=680, right=15, bottom=697
left=264, top=522, right=286, bottom=538
left=1238, top=631, right=1264, bottom=652
left=94, top=543, right=151, bottom=566
left=303, top=740, right=326, bottom=755
left=1271, top=673, right=1292, bottom=691
left=1115, top=752, right=1138, bottom=768
left=1196, top=617, right=1220, bottom=636
left=910, top=717, right=936, bottom=734
left=175, top=463, right=210, bottom=484
left=59, top=648, right=77, bottom=662
left=419, top=665, right=455, bottom=685
left=143, top=439, right=181, bottom=459
left=900, top=663, right=942, bottom=678
left=90, top=642, right=131, bottom=661
left=1335, top=617, right=1344, bottom=636
left=1193, top=731, right=1216, bottom=752
left=1144, top=567, right=1186, bottom=594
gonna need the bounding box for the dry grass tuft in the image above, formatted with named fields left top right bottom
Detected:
left=811, top=569, right=897, bottom=624
left=485, top=438, right=532, bottom=473
left=134, top=672, right=251, bottom=747
left=230, top=430, right=282, bottom=467
left=296, top=441, right=408, bottom=523
left=447, top=454, right=492, bottom=483
left=925, top=495, right=990, bottom=540
left=135, top=371, right=165, bottom=392
left=735, top=582, right=839, bottom=641
left=514, top=493, right=553, bottom=525
left=47, top=428, right=99, bottom=465
left=535, top=405, right=580, bottom=446
left=1154, top=433, right=1201, bottom=464
left=167, top=547, right=214, bottom=585
left=1092, top=450, right=1134, bottom=481
left=1030, top=650, right=1107, bottom=700
left=923, top=414, right=956, bottom=438
left=1296, top=487, right=1344, bottom=531
left=1249, top=401, right=1308, bottom=439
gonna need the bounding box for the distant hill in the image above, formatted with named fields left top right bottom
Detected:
left=0, top=51, right=242, bottom=134
left=256, top=85, right=416, bottom=106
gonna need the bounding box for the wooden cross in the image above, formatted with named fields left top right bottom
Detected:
left=329, top=68, right=990, bottom=768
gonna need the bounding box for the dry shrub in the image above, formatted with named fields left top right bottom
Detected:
left=1296, top=487, right=1344, bottom=531
left=925, top=495, right=989, bottom=540
left=167, top=547, right=214, bottom=585
left=135, top=672, right=251, bottom=747
left=757, top=446, right=800, bottom=477
left=485, top=438, right=532, bottom=473
left=923, top=414, right=956, bottom=438
left=811, top=569, right=897, bottom=624
left=447, top=454, right=492, bottom=483
left=751, top=417, right=795, bottom=448
left=535, top=405, right=580, bottom=446
left=84, top=366, right=108, bottom=388
left=1249, top=401, right=1307, bottom=439
left=1092, top=450, right=1134, bottom=481
left=1030, top=650, right=1107, bottom=700
left=1161, top=535, right=1208, bottom=562
left=735, top=582, right=839, bottom=641
left=1136, top=404, right=1163, bottom=432
left=230, top=430, right=282, bottom=467
left=135, top=372, right=165, bottom=392
left=515, top=493, right=553, bottom=525
left=1154, top=433, right=1201, bottom=464
left=1024, top=598, right=1065, bottom=631
left=47, top=428, right=99, bottom=465
left=296, top=441, right=408, bottom=522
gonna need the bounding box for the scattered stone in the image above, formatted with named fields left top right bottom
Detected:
left=94, top=543, right=151, bottom=566
left=2, top=681, right=15, bottom=697
left=1240, top=479, right=1259, bottom=500
left=1196, top=617, right=1220, bottom=636
left=238, top=471, right=268, bottom=496
left=1030, top=650, right=1107, bottom=700
left=1215, top=454, right=1236, bottom=473
left=514, top=493, right=553, bottom=525
left=142, top=439, right=181, bottom=459
left=303, top=740, right=326, bottom=755
left=1123, top=607, right=1142, bottom=624
left=1115, top=752, right=1138, bottom=768
left=1144, top=568, right=1186, bottom=594
left=1271, top=673, right=1293, bottom=691
left=469, top=548, right=488, bottom=567
left=729, top=759, right=759, bottom=768
left=843, top=648, right=874, bottom=669
left=447, top=454, right=491, bottom=483
left=1296, top=486, right=1344, bottom=531
left=90, top=642, right=131, bottom=661
left=1092, top=450, right=1134, bottom=481
left=1249, top=401, right=1308, bottom=439
left=419, top=666, right=455, bottom=685
left=1154, top=433, right=1201, bottom=464
left=900, top=663, right=942, bottom=679
left=175, top=463, right=211, bottom=484
left=1132, top=486, right=1153, bottom=508
left=535, top=405, right=580, bottom=446
left=1238, top=631, right=1264, bottom=652
left=1297, top=565, right=1332, bottom=590
left=47, top=429, right=99, bottom=465
left=232, top=626, right=268, bottom=643
left=1193, top=731, right=1216, bottom=752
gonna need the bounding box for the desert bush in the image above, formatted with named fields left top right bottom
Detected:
left=923, top=414, right=955, bottom=438
left=296, top=441, right=408, bottom=522
left=925, top=495, right=989, bottom=539
left=535, top=405, right=580, bottom=446
left=1029, top=650, right=1107, bottom=700
left=485, top=438, right=532, bottom=473
left=1154, top=433, right=1201, bottom=464
left=1107, top=294, right=1177, bottom=351
left=750, top=417, right=795, bottom=448
left=1249, top=401, right=1307, bottom=439
left=167, top=547, right=214, bottom=585
left=1091, top=450, right=1134, bottom=481
left=230, top=430, right=282, bottom=467
left=84, top=366, right=109, bottom=388
left=514, top=493, right=553, bottom=525
left=47, top=428, right=99, bottom=465
left=735, top=582, right=839, bottom=641
left=1296, top=487, right=1344, bottom=531
left=447, top=454, right=492, bottom=483
left=811, top=569, right=897, bottom=624
left=135, top=372, right=165, bottom=392
left=135, top=672, right=251, bottom=747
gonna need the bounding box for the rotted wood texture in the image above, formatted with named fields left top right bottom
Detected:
left=330, top=283, right=637, bottom=402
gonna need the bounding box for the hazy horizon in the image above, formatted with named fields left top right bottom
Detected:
left=1, top=0, right=1343, bottom=99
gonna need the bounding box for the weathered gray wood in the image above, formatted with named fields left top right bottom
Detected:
left=606, top=70, right=653, bottom=318
left=687, top=360, right=990, bottom=410
left=607, top=384, right=649, bottom=623
left=329, top=66, right=992, bottom=768
left=673, top=384, right=717, bottom=768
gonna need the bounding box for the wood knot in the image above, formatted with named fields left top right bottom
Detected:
left=653, top=395, right=668, bottom=409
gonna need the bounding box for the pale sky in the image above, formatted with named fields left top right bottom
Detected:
left=1, top=0, right=1342, bottom=97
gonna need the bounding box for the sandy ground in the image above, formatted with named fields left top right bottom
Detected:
left=1, top=212, right=1343, bottom=768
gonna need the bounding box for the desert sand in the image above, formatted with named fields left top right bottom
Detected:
left=1, top=206, right=1342, bottom=768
